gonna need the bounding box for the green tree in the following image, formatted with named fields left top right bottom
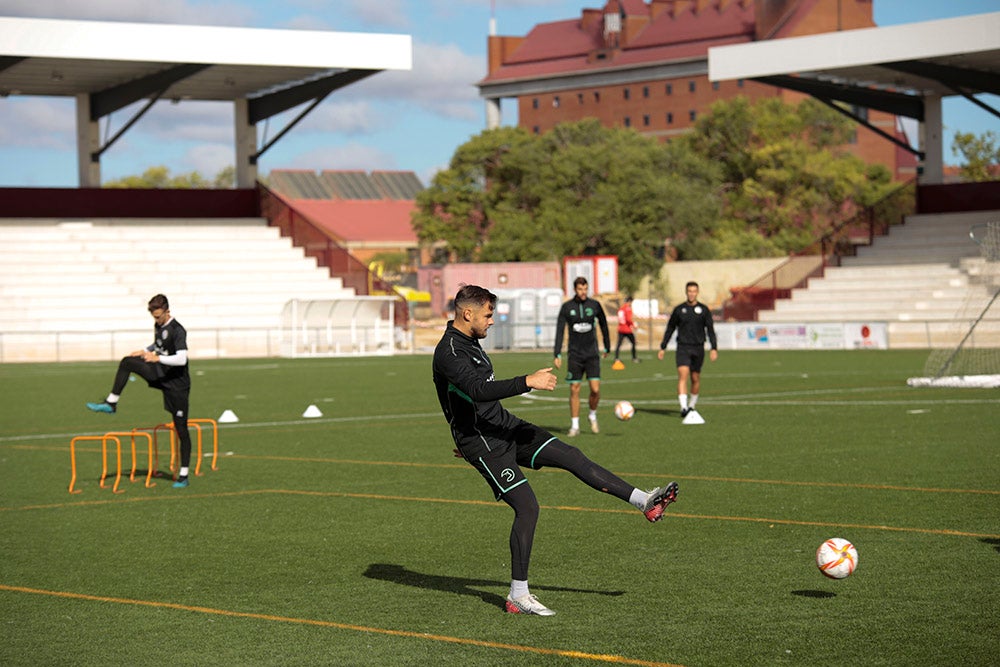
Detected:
left=952, top=130, right=1000, bottom=181
left=412, top=120, right=720, bottom=292
left=103, top=165, right=236, bottom=188
left=412, top=126, right=535, bottom=262
left=682, top=97, right=894, bottom=257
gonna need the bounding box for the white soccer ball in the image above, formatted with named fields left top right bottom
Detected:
left=816, top=537, right=858, bottom=579
left=613, top=400, right=635, bottom=421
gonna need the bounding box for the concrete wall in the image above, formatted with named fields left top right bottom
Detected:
left=638, top=257, right=788, bottom=311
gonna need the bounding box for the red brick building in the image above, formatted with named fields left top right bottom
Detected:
left=479, top=0, right=916, bottom=180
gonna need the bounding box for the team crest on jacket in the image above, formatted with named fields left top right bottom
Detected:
left=161, top=330, right=169, bottom=339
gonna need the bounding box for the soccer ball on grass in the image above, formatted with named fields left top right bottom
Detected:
left=816, top=537, right=858, bottom=579
left=613, top=400, right=635, bottom=421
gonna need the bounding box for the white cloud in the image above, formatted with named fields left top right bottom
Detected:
left=278, top=14, right=332, bottom=30
left=350, top=41, right=483, bottom=121
left=296, top=101, right=381, bottom=134
left=283, top=142, right=398, bottom=172
left=0, top=98, right=75, bottom=149
left=122, top=100, right=233, bottom=143
left=182, top=143, right=233, bottom=175
left=0, top=0, right=256, bottom=26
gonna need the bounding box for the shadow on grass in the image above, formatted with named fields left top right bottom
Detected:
left=635, top=407, right=681, bottom=418
left=981, top=538, right=1000, bottom=554
left=363, top=563, right=624, bottom=610
left=791, top=590, right=837, bottom=598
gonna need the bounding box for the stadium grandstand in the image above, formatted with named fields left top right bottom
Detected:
left=0, top=17, right=413, bottom=363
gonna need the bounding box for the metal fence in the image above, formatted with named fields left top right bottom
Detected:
left=0, top=326, right=414, bottom=364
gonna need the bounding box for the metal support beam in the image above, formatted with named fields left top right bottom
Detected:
left=90, top=63, right=210, bottom=119
left=240, top=68, right=379, bottom=164
left=247, top=68, right=376, bottom=124
left=0, top=55, right=26, bottom=75
left=882, top=60, right=1000, bottom=96
left=755, top=74, right=924, bottom=121
left=91, top=93, right=162, bottom=162
left=251, top=93, right=329, bottom=164
left=815, top=97, right=924, bottom=159
left=953, top=87, right=1000, bottom=122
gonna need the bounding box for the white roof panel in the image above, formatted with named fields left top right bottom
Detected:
left=0, top=16, right=411, bottom=100
left=708, top=12, right=1000, bottom=97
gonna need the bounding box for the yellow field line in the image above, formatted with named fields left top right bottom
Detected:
left=268, top=490, right=1000, bottom=540
left=6, top=488, right=997, bottom=539
left=16, top=443, right=997, bottom=497
left=0, top=584, right=683, bottom=667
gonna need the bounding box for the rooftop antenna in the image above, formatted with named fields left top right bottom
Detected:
left=489, top=0, right=497, bottom=36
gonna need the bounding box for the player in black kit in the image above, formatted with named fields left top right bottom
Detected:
left=433, top=285, right=678, bottom=616
left=86, top=294, right=194, bottom=488
left=658, top=281, right=718, bottom=417
left=553, top=277, right=610, bottom=436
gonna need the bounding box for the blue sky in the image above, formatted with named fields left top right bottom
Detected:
left=0, top=0, right=997, bottom=187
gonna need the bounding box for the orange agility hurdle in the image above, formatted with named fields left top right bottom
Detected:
left=139, top=418, right=219, bottom=479
left=69, top=434, right=124, bottom=494
left=134, top=423, right=178, bottom=477
left=191, top=418, right=219, bottom=474
left=101, top=431, right=156, bottom=489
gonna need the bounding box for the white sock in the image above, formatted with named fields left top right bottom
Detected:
left=510, top=579, right=529, bottom=599
left=588, top=410, right=597, bottom=422
left=179, top=466, right=189, bottom=478
left=571, top=417, right=580, bottom=429
left=106, top=394, right=119, bottom=403
left=679, top=394, right=688, bottom=410
left=629, top=487, right=648, bottom=510
left=690, top=394, right=699, bottom=409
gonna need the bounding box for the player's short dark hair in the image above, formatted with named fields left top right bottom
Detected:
left=148, top=294, right=169, bottom=312
left=685, top=281, right=699, bottom=290
left=573, top=277, right=588, bottom=287
left=453, top=285, right=496, bottom=311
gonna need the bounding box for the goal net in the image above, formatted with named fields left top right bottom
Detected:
left=907, top=221, right=1000, bottom=388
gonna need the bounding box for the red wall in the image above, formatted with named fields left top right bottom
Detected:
left=0, top=187, right=260, bottom=218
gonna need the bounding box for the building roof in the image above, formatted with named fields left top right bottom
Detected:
left=291, top=199, right=418, bottom=244
left=269, top=169, right=422, bottom=247
left=269, top=170, right=423, bottom=201
left=480, top=0, right=758, bottom=87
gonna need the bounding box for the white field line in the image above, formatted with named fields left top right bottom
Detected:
left=2, top=384, right=997, bottom=444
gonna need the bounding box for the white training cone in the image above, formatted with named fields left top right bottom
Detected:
left=682, top=410, right=705, bottom=425
left=302, top=404, right=323, bottom=418
left=218, top=409, right=239, bottom=423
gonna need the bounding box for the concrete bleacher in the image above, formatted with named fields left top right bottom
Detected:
left=0, top=218, right=359, bottom=358
left=757, top=210, right=1000, bottom=347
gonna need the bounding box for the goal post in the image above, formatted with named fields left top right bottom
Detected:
left=907, top=221, right=1000, bottom=388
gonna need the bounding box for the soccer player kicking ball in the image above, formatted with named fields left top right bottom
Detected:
left=433, top=285, right=679, bottom=616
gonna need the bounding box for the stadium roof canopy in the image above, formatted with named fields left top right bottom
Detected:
left=708, top=12, right=1000, bottom=184
left=0, top=16, right=412, bottom=187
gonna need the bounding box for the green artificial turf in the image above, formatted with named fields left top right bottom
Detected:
left=1, top=350, right=998, bottom=666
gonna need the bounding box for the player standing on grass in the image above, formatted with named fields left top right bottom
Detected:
left=614, top=296, right=640, bottom=364
left=658, top=281, right=718, bottom=417
left=86, top=294, right=193, bottom=489
left=553, top=277, right=611, bottom=436
left=433, top=284, right=678, bottom=616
